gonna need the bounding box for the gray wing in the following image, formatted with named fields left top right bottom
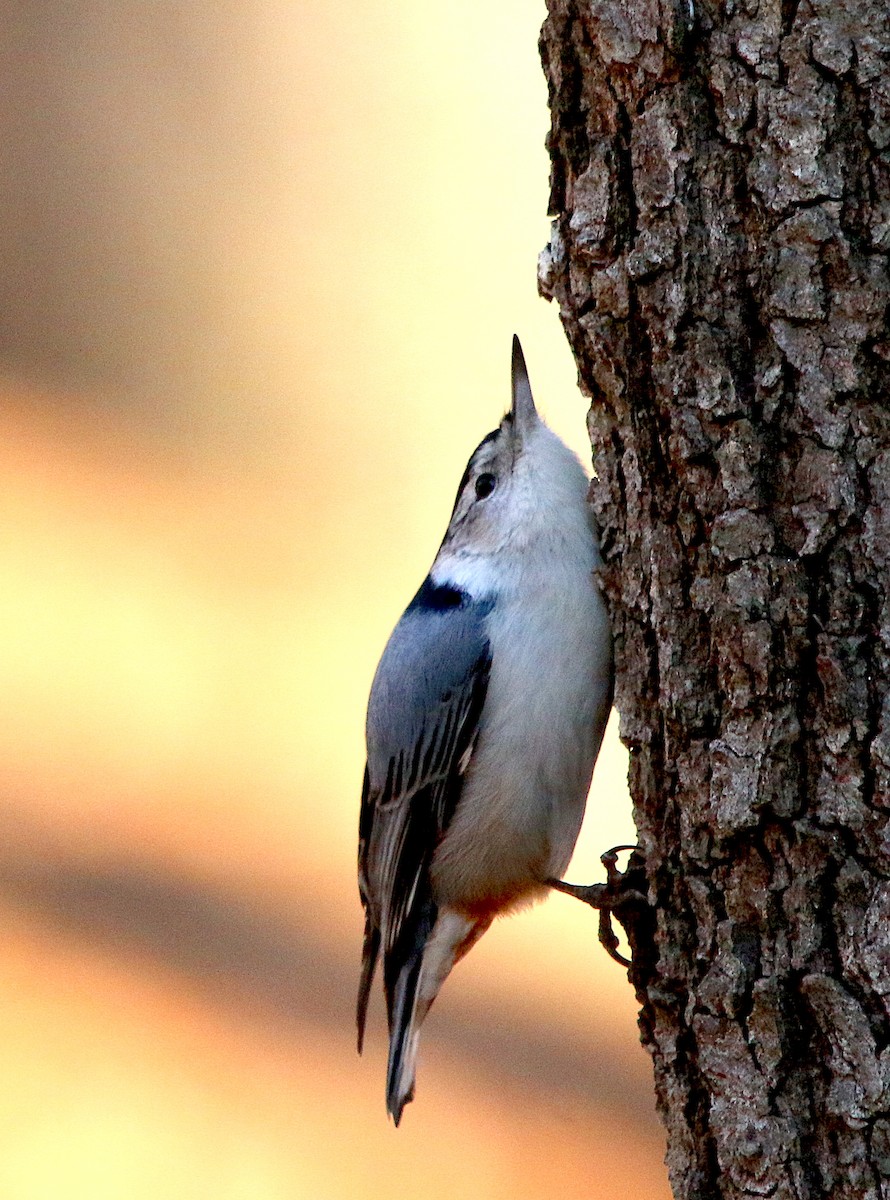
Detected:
left=357, top=580, right=492, bottom=1051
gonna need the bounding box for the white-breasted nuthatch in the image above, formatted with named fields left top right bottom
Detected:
left=357, top=337, right=613, bottom=1123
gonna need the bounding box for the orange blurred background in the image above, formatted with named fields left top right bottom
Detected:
left=0, top=3, right=669, bottom=1197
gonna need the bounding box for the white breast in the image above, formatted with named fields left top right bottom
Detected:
left=430, top=550, right=612, bottom=914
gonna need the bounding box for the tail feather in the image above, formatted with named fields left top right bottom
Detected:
left=379, top=907, right=485, bottom=1124
left=385, top=951, right=424, bottom=1125
left=356, top=917, right=380, bottom=1054
left=382, top=900, right=437, bottom=1125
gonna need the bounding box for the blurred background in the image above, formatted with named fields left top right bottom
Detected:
left=0, top=2, right=669, bottom=1197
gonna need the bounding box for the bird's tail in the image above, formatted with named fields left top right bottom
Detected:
left=383, top=906, right=487, bottom=1124
left=385, top=950, right=425, bottom=1125
left=383, top=901, right=438, bottom=1126
left=358, top=911, right=424, bottom=1122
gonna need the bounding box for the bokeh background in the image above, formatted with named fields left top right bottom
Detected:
left=0, top=3, right=670, bottom=1197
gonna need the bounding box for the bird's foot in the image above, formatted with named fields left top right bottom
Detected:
left=548, top=845, right=649, bottom=969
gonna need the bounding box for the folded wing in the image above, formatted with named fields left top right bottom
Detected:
left=357, top=581, right=492, bottom=1070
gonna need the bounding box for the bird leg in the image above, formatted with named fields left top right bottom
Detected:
left=548, top=845, right=650, bottom=969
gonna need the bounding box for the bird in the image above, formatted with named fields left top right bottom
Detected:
left=357, top=336, right=613, bottom=1124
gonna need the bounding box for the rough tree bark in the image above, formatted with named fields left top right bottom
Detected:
left=538, top=1, right=890, bottom=1197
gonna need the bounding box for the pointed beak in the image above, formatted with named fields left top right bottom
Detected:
left=511, top=335, right=538, bottom=433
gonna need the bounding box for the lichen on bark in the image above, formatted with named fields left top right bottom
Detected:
left=539, top=1, right=890, bottom=1196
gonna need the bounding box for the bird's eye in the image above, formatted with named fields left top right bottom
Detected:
left=474, top=472, right=497, bottom=500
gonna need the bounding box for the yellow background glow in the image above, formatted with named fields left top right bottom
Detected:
left=0, top=3, right=669, bottom=1196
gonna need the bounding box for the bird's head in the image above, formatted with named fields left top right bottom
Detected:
left=433, top=337, right=590, bottom=589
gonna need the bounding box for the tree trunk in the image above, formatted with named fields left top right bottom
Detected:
left=539, top=1, right=890, bottom=1196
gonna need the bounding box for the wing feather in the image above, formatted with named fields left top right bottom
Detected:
left=356, top=583, right=491, bottom=1044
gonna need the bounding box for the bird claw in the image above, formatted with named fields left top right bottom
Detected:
left=548, top=845, right=649, bottom=968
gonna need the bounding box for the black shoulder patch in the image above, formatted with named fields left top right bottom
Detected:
left=407, top=577, right=467, bottom=612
